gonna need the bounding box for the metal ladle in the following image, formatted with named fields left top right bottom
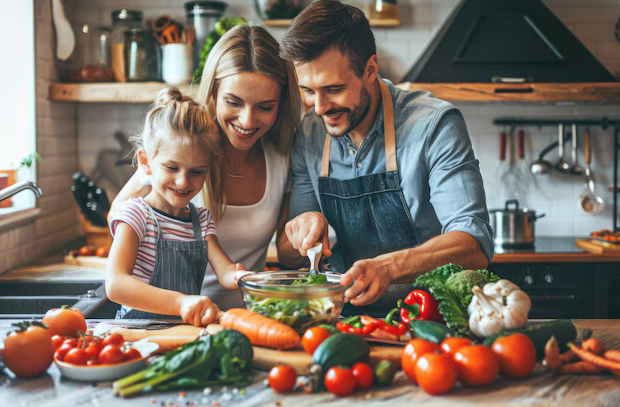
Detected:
left=531, top=132, right=570, bottom=175
left=580, top=128, right=604, bottom=215
left=555, top=123, right=571, bottom=173
left=568, top=123, right=584, bottom=175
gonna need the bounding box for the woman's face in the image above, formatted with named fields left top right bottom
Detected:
left=214, top=72, right=281, bottom=151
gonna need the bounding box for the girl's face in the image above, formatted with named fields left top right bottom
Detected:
left=141, top=141, right=209, bottom=214
left=215, top=72, right=281, bottom=151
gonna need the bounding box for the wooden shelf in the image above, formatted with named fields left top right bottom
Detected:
left=396, top=82, right=620, bottom=103
left=262, top=18, right=400, bottom=27
left=49, top=82, right=192, bottom=103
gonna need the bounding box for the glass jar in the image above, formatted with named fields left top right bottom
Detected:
left=69, top=24, right=113, bottom=82
left=255, top=0, right=302, bottom=20
left=110, top=9, right=143, bottom=82
left=366, top=0, right=399, bottom=22
left=184, top=1, right=227, bottom=71
left=124, top=28, right=162, bottom=82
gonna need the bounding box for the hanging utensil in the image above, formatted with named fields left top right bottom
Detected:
left=515, top=128, right=532, bottom=201
left=51, top=0, right=75, bottom=61
left=555, top=123, right=571, bottom=173
left=580, top=128, right=605, bottom=215
left=568, top=123, right=584, bottom=175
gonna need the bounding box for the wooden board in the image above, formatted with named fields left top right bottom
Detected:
left=576, top=238, right=620, bottom=254
left=64, top=254, right=108, bottom=269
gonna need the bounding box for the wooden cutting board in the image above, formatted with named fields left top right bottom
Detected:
left=106, top=324, right=402, bottom=374
left=64, top=253, right=108, bottom=269
left=576, top=238, right=620, bottom=253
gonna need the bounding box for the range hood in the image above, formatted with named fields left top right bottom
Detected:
left=401, top=0, right=616, bottom=84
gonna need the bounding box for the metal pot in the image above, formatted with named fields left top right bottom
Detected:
left=490, top=199, right=545, bottom=247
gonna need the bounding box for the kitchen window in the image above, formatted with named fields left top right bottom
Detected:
left=0, top=0, right=36, bottom=217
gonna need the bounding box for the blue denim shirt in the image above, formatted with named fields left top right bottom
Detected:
left=289, top=77, right=494, bottom=263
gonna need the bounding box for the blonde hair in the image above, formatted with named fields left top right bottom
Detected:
left=133, top=86, right=225, bottom=220
left=195, top=25, right=302, bottom=216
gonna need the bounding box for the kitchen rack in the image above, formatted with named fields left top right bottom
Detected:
left=492, top=117, right=620, bottom=232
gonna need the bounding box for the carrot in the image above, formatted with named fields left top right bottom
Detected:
left=558, top=350, right=579, bottom=364
left=218, top=308, right=301, bottom=349
left=544, top=336, right=561, bottom=369
left=582, top=337, right=605, bottom=355
left=568, top=342, right=620, bottom=370
left=603, top=350, right=620, bottom=363
left=557, top=361, right=606, bottom=374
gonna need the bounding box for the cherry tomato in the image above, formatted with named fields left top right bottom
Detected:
left=301, top=327, right=331, bottom=355
left=98, top=345, right=124, bottom=365
left=64, top=348, right=90, bottom=365
left=51, top=335, right=65, bottom=350
left=491, top=333, right=537, bottom=379
left=123, top=348, right=142, bottom=361
left=102, top=333, right=124, bottom=347
left=42, top=307, right=87, bottom=337
left=54, top=343, right=74, bottom=362
left=96, top=246, right=110, bottom=257
left=3, top=323, right=55, bottom=378
left=415, top=353, right=458, bottom=395
left=453, top=345, right=499, bottom=387
left=87, top=358, right=100, bottom=366
left=268, top=365, right=297, bottom=393
left=62, top=338, right=78, bottom=348
left=401, top=338, right=440, bottom=383
left=324, top=366, right=356, bottom=397
left=85, top=342, right=103, bottom=359
left=440, top=337, right=472, bottom=356
left=351, top=362, right=374, bottom=389
left=78, top=245, right=96, bottom=256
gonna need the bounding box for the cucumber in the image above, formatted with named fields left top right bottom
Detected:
left=312, top=333, right=370, bottom=373
left=409, top=320, right=456, bottom=344
left=482, top=319, right=577, bottom=360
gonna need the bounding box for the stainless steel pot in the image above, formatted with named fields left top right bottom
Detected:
left=490, top=199, right=545, bottom=247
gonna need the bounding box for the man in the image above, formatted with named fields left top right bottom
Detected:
left=276, top=0, right=493, bottom=313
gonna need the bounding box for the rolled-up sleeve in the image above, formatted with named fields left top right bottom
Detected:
left=425, top=110, right=494, bottom=262
left=288, top=127, right=322, bottom=220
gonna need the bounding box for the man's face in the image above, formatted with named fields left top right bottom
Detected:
left=295, top=49, right=371, bottom=137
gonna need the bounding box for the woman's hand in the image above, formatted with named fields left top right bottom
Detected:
left=178, top=295, right=220, bottom=326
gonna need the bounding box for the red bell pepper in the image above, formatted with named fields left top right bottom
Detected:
left=398, top=289, right=444, bottom=324
left=336, top=315, right=378, bottom=335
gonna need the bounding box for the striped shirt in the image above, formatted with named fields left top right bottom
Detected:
left=110, top=197, right=216, bottom=283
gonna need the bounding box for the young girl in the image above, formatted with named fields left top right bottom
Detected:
left=105, top=87, right=244, bottom=326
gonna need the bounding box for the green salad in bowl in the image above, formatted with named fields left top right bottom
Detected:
left=237, top=271, right=350, bottom=333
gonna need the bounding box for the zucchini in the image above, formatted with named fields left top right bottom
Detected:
left=409, top=320, right=456, bottom=344
left=482, top=319, right=577, bottom=360
left=312, top=333, right=370, bottom=373
left=373, top=359, right=396, bottom=387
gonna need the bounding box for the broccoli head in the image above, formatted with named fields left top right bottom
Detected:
left=445, top=269, right=499, bottom=309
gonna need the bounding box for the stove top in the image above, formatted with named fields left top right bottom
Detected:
left=494, top=237, right=586, bottom=254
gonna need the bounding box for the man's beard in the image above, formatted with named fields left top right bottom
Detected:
left=323, top=86, right=371, bottom=137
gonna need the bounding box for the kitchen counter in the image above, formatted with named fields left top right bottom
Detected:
left=1, top=319, right=620, bottom=407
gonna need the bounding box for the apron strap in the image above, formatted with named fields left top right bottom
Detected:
left=143, top=200, right=162, bottom=238
left=319, top=79, right=397, bottom=177
left=188, top=203, right=203, bottom=241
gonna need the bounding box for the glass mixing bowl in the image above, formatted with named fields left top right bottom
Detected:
left=237, top=271, right=351, bottom=334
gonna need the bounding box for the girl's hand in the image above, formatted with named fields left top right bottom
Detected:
left=233, top=264, right=252, bottom=286
left=178, top=295, right=220, bottom=326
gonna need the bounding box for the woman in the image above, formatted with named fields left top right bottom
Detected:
left=109, top=25, right=302, bottom=310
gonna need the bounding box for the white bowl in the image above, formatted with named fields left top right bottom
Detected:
left=54, top=340, right=159, bottom=382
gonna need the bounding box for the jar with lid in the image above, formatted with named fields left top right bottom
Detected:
left=68, top=23, right=113, bottom=82
left=110, top=9, right=143, bottom=82
left=124, top=28, right=162, bottom=82
left=184, top=1, right=227, bottom=71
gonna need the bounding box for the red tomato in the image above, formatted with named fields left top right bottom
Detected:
left=85, top=342, right=103, bottom=359
left=54, top=343, right=74, bottom=362
left=62, top=338, right=78, bottom=348
left=301, top=327, right=331, bottom=355
left=64, top=348, right=90, bottom=365
left=42, top=307, right=87, bottom=337
left=415, top=353, right=458, bottom=395
left=453, top=345, right=499, bottom=387
left=87, top=358, right=100, bottom=366
left=51, top=335, right=65, bottom=350
left=401, top=339, right=441, bottom=383
left=440, top=337, right=473, bottom=356
left=98, top=345, right=124, bottom=365
left=491, top=333, right=537, bottom=379
left=123, top=348, right=142, bottom=361
left=268, top=365, right=297, bottom=393
left=3, top=323, right=55, bottom=378
left=351, top=362, right=374, bottom=389
left=102, top=333, right=124, bottom=347
left=324, top=366, right=356, bottom=397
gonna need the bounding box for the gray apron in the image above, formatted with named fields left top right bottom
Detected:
left=319, top=80, right=419, bottom=317
left=121, top=203, right=208, bottom=319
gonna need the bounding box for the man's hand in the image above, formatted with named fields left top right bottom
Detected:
left=284, top=211, right=332, bottom=257
left=340, top=253, right=397, bottom=306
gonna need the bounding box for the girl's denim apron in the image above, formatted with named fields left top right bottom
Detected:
left=319, top=80, right=419, bottom=317
left=121, top=203, right=208, bottom=320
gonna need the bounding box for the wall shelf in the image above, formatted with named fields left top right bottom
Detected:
left=396, top=82, right=620, bottom=103
left=48, top=82, right=192, bottom=103
left=262, top=18, right=400, bottom=27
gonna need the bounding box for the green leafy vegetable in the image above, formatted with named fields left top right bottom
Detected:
left=113, top=330, right=253, bottom=398
left=414, top=264, right=500, bottom=338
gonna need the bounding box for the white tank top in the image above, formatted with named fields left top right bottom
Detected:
left=191, top=139, right=289, bottom=310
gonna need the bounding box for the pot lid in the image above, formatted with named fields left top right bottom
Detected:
left=489, top=199, right=537, bottom=214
